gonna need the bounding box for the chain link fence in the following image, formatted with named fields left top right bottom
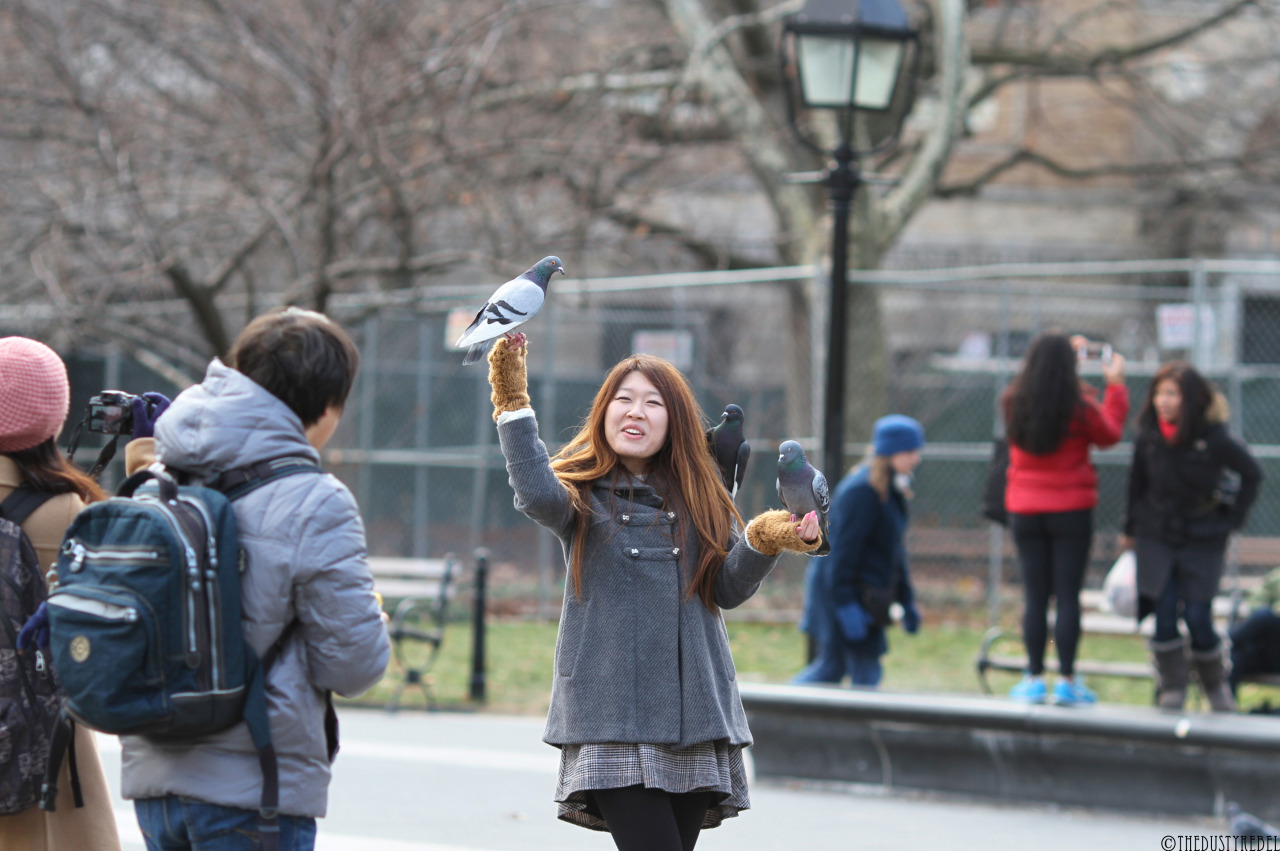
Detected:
left=52, top=258, right=1280, bottom=621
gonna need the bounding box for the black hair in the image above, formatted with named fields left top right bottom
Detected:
left=1138, top=361, right=1214, bottom=446
left=229, top=307, right=360, bottom=427
left=1005, top=332, right=1082, bottom=456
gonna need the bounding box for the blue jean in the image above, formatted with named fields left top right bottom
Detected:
left=1152, top=575, right=1219, bottom=651
left=792, top=636, right=884, bottom=687
left=135, top=797, right=317, bottom=851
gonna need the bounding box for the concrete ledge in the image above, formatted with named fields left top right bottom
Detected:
left=740, top=682, right=1280, bottom=821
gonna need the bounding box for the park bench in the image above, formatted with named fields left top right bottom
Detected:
left=367, top=554, right=462, bottom=711
left=975, top=593, right=1280, bottom=697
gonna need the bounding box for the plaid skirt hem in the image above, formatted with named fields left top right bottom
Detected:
left=554, top=740, right=750, bottom=832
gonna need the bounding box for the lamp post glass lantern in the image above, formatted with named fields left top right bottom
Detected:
left=782, top=0, right=916, bottom=489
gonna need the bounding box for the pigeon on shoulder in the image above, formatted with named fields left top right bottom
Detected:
left=456, top=256, right=565, bottom=365
left=776, top=440, right=830, bottom=556
left=705, top=404, right=750, bottom=500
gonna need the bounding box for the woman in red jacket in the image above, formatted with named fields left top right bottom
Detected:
left=1003, top=333, right=1128, bottom=705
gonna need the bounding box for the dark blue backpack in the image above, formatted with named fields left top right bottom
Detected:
left=44, top=459, right=319, bottom=848
left=0, top=487, right=65, bottom=816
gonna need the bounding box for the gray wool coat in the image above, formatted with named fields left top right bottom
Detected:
left=497, top=411, right=781, bottom=749
left=120, top=360, right=390, bottom=818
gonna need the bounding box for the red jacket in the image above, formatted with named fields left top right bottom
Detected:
left=1004, top=383, right=1129, bottom=515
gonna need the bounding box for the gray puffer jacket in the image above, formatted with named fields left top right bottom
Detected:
left=498, top=411, right=780, bottom=749
left=120, top=360, right=390, bottom=818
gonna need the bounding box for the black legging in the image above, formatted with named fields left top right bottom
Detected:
left=1010, top=509, right=1094, bottom=677
left=592, top=785, right=713, bottom=851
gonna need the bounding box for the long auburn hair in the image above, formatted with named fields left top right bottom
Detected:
left=1139, top=361, right=1214, bottom=447
left=6, top=437, right=106, bottom=504
left=552, top=354, right=742, bottom=609
left=1005, top=333, right=1083, bottom=455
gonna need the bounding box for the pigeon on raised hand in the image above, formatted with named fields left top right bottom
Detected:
left=776, top=440, right=830, bottom=556
left=705, top=404, right=750, bottom=500
left=456, top=256, right=566, bottom=365
left=1228, top=802, right=1280, bottom=838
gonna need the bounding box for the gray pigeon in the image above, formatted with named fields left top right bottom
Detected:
left=1228, top=802, right=1280, bottom=838
left=455, top=256, right=566, bottom=364
left=705, top=404, right=750, bottom=500
left=776, top=440, right=830, bottom=556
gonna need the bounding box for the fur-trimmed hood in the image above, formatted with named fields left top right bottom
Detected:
left=1206, top=391, right=1230, bottom=426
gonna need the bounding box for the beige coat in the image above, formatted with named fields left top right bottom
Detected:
left=0, top=456, right=122, bottom=851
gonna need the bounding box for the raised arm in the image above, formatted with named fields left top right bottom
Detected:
left=489, top=335, right=574, bottom=536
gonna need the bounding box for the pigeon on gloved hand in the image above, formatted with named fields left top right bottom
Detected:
left=456, top=256, right=565, bottom=365
left=705, top=404, right=750, bottom=500
left=776, top=440, right=830, bottom=556
left=129, top=392, right=171, bottom=439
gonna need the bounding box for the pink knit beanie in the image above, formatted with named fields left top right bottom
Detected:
left=0, top=336, right=70, bottom=453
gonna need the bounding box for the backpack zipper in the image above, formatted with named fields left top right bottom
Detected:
left=181, top=496, right=222, bottom=691
left=63, top=541, right=165, bottom=572
left=136, top=495, right=206, bottom=673
left=48, top=593, right=140, bottom=621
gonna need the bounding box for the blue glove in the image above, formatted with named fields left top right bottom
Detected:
left=836, top=601, right=870, bottom=643
left=17, top=601, right=50, bottom=652
left=902, top=601, right=921, bottom=634
left=130, top=392, right=171, bottom=439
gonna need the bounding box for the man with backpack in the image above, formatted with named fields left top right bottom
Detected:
left=119, top=308, right=390, bottom=850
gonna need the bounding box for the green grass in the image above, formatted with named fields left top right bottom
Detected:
left=338, top=614, right=1280, bottom=715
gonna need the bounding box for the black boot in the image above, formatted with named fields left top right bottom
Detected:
left=1150, top=637, right=1189, bottom=712
left=1192, top=645, right=1238, bottom=713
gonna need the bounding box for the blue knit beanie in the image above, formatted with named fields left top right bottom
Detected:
left=873, top=414, right=925, bottom=457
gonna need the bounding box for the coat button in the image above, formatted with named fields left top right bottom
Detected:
left=668, top=511, right=676, bottom=520
left=621, top=514, right=630, bottom=523
left=672, top=547, right=680, bottom=556
left=630, top=548, right=639, bottom=557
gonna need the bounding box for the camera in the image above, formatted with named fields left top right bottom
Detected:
left=1077, top=341, right=1113, bottom=363
left=87, top=390, right=141, bottom=435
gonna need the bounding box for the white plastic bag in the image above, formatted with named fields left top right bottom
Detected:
left=1102, top=549, right=1138, bottom=618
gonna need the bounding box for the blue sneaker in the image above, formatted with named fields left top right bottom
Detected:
left=1009, top=674, right=1046, bottom=704
left=1053, top=677, right=1098, bottom=706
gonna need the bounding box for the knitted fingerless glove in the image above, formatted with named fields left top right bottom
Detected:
left=745, top=509, right=823, bottom=556
left=488, top=339, right=531, bottom=421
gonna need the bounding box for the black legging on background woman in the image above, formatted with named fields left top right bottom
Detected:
left=1010, top=509, right=1092, bottom=680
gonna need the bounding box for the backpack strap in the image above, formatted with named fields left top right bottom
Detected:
left=214, top=457, right=320, bottom=851
left=38, top=715, right=83, bottom=811
left=0, top=486, right=57, bottom=528
left=213, top=457, right=322, bottom=501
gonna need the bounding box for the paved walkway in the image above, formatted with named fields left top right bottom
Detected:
left=99, top=707, right=1217, bottom=850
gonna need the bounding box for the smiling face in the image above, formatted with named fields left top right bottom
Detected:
left=604, top=370, right=670, bottom=475
left=1154, top=377, right=1183, bottom=425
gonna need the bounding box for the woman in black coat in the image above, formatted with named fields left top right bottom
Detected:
left=1123, top=362, right=1262, bottom=712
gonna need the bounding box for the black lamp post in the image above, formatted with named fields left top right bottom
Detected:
left=781, top=0, right=918, bottom=484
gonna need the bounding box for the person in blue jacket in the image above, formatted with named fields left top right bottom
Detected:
left=794, top=415, right=925, bottom=687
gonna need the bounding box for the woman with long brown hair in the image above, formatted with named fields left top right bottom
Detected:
left=0, top=336, right=120, bottom=851
left=488, top=332, right=821, bottom=851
